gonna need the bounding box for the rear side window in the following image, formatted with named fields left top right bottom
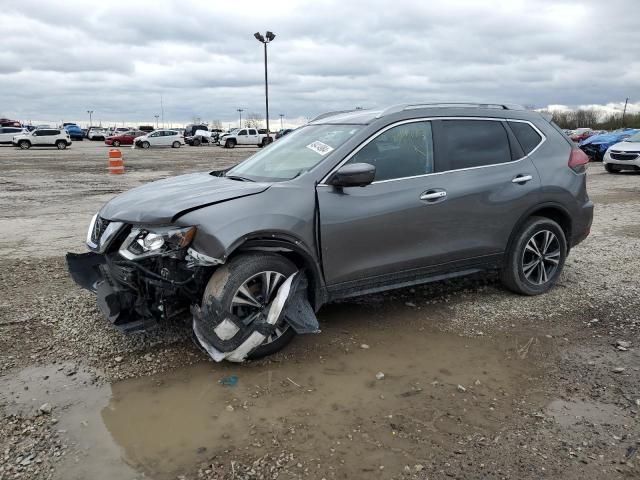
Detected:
left=437, top=120, right=512, bottom=170
left=508, top=121, right=542, bottom=155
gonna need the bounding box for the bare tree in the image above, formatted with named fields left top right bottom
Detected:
left=245, top=113, right=263, bottom=129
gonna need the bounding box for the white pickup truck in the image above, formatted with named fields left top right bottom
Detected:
left=218, top=128, right=275, bottom=148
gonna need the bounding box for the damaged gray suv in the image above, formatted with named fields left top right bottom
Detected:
left=67, top=103, right=593, bottom=362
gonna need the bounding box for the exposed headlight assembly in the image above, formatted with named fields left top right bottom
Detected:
left=119, top=226, right=196, bottom=260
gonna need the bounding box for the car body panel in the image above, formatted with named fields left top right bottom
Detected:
left=99, top=172, right=271, bottom=224
left=579, top=129, right=639, bottom=160
left=64, top=125, right=84, bottom=140
left=135, top=130, right=184, bottom=147
left=0, top=127, right=25, bottom=144
left=603, top=141, right=640, bottom=169
left=68, top=104, right=594, bottom=344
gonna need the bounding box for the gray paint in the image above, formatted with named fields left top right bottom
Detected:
left=97, top=105, right=593, bottom=301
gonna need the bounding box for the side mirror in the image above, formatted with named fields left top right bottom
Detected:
left=329, top=163, right=376, bottom=187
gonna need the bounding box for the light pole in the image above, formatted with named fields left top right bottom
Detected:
left=237, top=108, right=244, bottom=128
left=87, top=110, right=94, bottom=127
left=154, top=115, right=159, bottom=129
left=254, top=31, right=275, bottom=142
left=279, top=113, right=284, bottom=130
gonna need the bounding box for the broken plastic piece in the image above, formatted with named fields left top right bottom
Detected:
left=282, top=275, right=320, bottom=334
left=193, top=271, right=306, bottom=363
left=219, top=375, right=238, bottom=386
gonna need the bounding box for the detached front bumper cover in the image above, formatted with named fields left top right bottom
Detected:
left=192, top=272, right=319, bottom=363
left=66, top=251, right=152, bottom=332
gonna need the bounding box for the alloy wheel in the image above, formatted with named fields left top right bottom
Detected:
left=230, top=271, right=289, bottom=345
left=521, top=230, right=561, bottom=285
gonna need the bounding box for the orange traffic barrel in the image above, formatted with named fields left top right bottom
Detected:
left=108, top=149, right=124, bottom=174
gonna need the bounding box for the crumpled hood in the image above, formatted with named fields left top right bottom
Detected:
left=99, top=172, right=270, bottom=224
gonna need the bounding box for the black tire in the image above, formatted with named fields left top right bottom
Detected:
left=113, top=140, right=121, bottom=147
left=172, top=141, right=181, bottom=148
left=192, top=138, right=201, bottom=147
left=225, top=139, right=236, bottom=149
left=202, top=254, right=298, bottom=359
left=56, top=141, right=67, bottom=150
left=141, top=141, right=150, bottom=149
left=501, top=216, right=567, bottom=296
left=18, top=140, right=31, bottom=150
left=605, top=163, right=620, bottom=174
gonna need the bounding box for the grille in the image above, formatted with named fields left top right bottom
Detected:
left=610, top=151, right=639, bottom=161
left=91, top=216, right=110, bottom=245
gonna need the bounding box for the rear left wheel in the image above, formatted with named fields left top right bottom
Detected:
left=172, top=141, right=181, bottom=148
left=56, top=141, right=67, bottom=150
left=501, top=216, right=567, bottom=295
left=201, top=254, right=298, bottom=359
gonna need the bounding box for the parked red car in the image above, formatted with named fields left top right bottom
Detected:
left=104, top=130, right=145, bottom=147
left=570, top=128, right=595, bottom=143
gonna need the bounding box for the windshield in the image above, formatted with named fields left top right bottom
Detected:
left=226, top=124, right=361, bottom=181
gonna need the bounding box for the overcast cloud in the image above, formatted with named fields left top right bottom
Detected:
left=1, top=0, right=639, bottom=127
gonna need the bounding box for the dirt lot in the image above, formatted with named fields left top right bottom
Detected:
left=0, top=140, right=639, bottom=480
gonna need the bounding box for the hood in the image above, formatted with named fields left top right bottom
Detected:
left=99, top=172, right=270, bottom=224
left=609, top=141, right=640, bottom=152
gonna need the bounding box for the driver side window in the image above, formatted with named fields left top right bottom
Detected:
left=348, top=121, right=434, bottom=182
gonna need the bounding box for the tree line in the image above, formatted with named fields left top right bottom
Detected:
left=537, top=109, right=640, bottom=130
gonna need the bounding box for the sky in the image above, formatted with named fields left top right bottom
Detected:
left=1, top=0, right=638, bottom=128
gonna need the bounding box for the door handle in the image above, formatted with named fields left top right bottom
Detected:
left=420, top=190, right=447, bottom=201
left=512, top=174, right=533, bottom=184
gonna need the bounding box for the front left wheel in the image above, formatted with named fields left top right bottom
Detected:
left=201, top=254, right=298, bottom=359
left=501, top=216, right=567, bottom=296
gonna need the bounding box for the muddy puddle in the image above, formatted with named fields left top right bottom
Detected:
left=0, top=305, right=549, bottom=479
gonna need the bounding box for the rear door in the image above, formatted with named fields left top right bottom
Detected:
left=421, top=118, right=541, bottom=262
left=0, top=128, right=10, bottom=143
left=247, top=129, right=259, bottom=144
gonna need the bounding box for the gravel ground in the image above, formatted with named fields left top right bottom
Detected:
left=0, top=142, right=639, bottom=479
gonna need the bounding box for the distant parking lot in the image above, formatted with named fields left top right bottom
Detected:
left=1, top=142, right=639, bottom=479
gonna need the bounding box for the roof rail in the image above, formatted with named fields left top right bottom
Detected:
left=308, top=109, right=363, bottom=123
left=375, top=102, right=525, bottom=118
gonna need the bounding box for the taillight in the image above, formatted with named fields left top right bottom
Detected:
left=568, top=148, right=589, bottom=173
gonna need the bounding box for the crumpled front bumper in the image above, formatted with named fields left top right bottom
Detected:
left=66, top=252, right=148, bottom=332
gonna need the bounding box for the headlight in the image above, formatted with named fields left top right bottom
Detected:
left=119, top=226, right=197, bottom=260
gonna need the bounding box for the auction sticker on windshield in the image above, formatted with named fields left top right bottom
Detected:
left=306, top=141, right=334, bottom=156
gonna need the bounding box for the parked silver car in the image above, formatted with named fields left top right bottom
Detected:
left=67, top=103, right=593, bottom=362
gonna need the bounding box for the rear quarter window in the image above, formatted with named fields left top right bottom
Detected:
left=508, top=121, right=543, bottom=155
left=436, top=119, right=512, bottom=170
